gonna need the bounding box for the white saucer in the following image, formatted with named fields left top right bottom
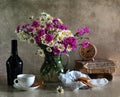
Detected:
left=13, top=84, right=40, bottom=91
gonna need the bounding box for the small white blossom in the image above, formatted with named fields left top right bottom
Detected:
left=37, top=49, right=45, bottom=57
left=28, top=37, right=36, bottom=44
left=41, top=35, right=46, bottom=41
left=48, top=41, right=54, bottom=47
left=56, top=86, right=64, bottom=94
left=58, top=18, right=63, bottom=24
left=46, top=15, right=53, bottom=23
left=29, top=16, right=34, bottom=20
left=58, top=44, right=65, bottom=52
left=41, top=40, right=47, bottom=45
left=66, top=30, right=73, bottom=37
left=57, top=34, right=64, bottom=42
left=17, top=32, right=28, bottom=41
left=67, top=45, right=72, bottom=52
left=46, top=47, right=52, bottom=52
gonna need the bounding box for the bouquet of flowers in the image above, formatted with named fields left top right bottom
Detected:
left=15, top=12, right=90, bottom=81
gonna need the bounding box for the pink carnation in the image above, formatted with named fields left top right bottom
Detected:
left=45, top=34, right=54, bottom=43
left=83, top=26, right=90, bottom=34
left=82, top=40, right=89, bottom=48
left=77, top=28, right=83, bottom=36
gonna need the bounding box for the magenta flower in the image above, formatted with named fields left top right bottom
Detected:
left=60, top=24, right=68, bottom=30
left=83, top=26, right=90, bottom=34
left=53, top=46, right=60, bottom=55
left=45, top=23, right=54, bottom=32
left=27, top=27, right=34, bottom=32
left=35, top=36, right=41, bottom=43
left=22, top=23, right=30, bottom=29
left=45, top=34, right=54, bottom=43
left=17, top=25, right=21, bottom=32
left=37, top=29, right=45, bottom=37
left=52, top=18, right=59, bottom=24
left=63, top=37, right=77, bottom=50
left=55, top=24, right=68, bottom=30
left=32, top=20, right=40, bottom=27
left=46, top=23, right=53, bottom=28
left=82, top=40, right=89, bottom=48
left=77, top=28, right=83, bottom=36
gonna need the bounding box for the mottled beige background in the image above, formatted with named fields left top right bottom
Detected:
left=0, top=0, right=120, bottom=83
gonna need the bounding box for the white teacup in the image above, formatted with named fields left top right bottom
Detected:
left=14, top=74, right=35, bottom=87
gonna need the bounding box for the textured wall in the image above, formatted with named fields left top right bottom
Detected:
left=0, top=0, right=120, bottom=83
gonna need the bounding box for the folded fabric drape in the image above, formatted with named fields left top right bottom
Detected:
left=58, top=71, right=108, bottom=90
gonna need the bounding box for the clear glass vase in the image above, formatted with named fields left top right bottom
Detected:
left=40, top=52, right=65, bottom=82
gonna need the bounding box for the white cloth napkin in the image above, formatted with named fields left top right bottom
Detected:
left=58, top=71, right=109, bottom=90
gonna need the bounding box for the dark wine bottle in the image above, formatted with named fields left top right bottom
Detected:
left=6, top=40, right=23, bottom=86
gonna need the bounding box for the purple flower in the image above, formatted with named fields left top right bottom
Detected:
left=27, top=27, right=34, bottom=32
left=47, top=23, right=53, bottom=28
left=53, top=46, right=60, bottom=55
left=63, top=37, right=77, bottom=50
left=77, top=28, right=83, bottom=36
left=35, top=36, right=41, bottom=43
left=83, top=26, right=90, bottom=34
left=22, top=24, right=30, bottom=29
left=55, top=24, right=68, bottom=30
left=32, top=20, right=40, bottom=27
left=45, top=34, right=54, bottom=43
left=82, top=40, right=89, bottom=48
left=37, top=29, right=45, bottom=37
left=45, top=23, right=54, bottom=32
left=17, top=25, right=21, bottom=32
left=52, top=18, right=59, bottom=24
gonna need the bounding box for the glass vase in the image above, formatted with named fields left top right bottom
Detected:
left=40, top=52, right=65, bottom=82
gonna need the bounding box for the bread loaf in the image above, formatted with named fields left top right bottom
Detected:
left=74, top=77, right=93, bottom=88
left=32, top=80, right=44, bottom=87
left=74, top=77, right=91, bottom=83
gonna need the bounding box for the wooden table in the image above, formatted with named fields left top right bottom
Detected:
left=75, top=59, right=116, bottom=81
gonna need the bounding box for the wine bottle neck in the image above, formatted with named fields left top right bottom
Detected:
left=11, top=40, right=18, bottom=55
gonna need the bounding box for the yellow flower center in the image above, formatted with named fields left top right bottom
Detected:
left=41, top=18, right=44, bottom=21
left=47, top=16, right=51, bottom=20
left=30, top=38, right=34, bottom=44
left=58, top=88, right=62, bottom=93
left=62, top=31, right=66, bottom=35
left=59, top=36, right=63, bottom=41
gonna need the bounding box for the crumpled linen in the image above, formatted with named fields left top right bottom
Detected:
left=58, top=71, right=109, bottom=90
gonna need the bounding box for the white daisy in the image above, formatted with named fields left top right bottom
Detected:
left=28, top=37, right=36, bottom=44
left=48, top=41, right=54, bottom=47
left=40, top=24, right=46, bottom=29
left=39, top=16, right=47, bottom=24
left=57, top=34, right=64, bottom=42
left=58, top=18, right=63, bottom=24
left=17, top=32, right=28, bottom=41
left=46, top=47, right=52, bottom=52
left=29, top=16, right=34, bottom=20
left=58, top=44, right=65, bottom=52
left=56, top=86, right=64, bottom=94
left=41, top=12, right=48, bottom=16
left=41, top=40, right=47, bottom=45
left=61, top=30, right=67, bottom=36
left=37, top=49, right=45, bottom=57
left=66, top=30, right=74, bottom=37
left=41, top=35, right=46, bottom=41
left=67, top=45, right=72, bottom=52
left=46, top=15, right=53, bottom=23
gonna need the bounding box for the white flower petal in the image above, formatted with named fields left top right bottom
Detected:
left=37, top=49, right=45, bottom=57
left=28, top=37, right=36, bottom=44
left=56, top=86, right=64, bottom=94
left=46, top=47, right=52, bottom=52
